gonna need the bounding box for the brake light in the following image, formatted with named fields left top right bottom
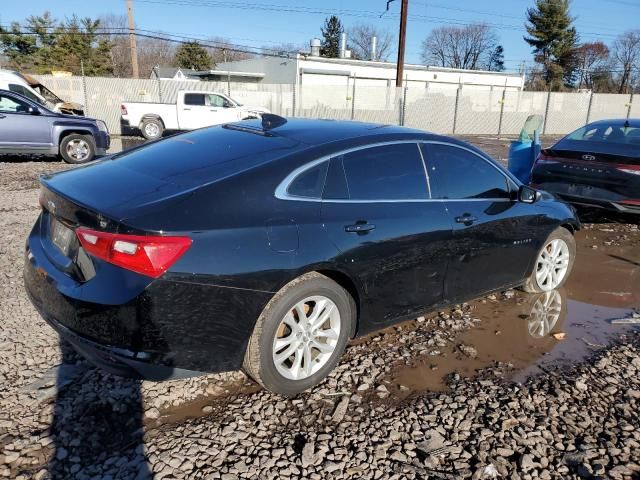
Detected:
left=617, top=165, right=640, bottom=176
left=535, top=152, right=559, bottom=165
left=120, top=104, right=128, bottom=115
left=76, top=227, right=192, bottom=278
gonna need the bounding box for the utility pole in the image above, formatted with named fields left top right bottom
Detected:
left=126, top=0, right=140, bottom=78
left=395, top=0, right=408, bottom=87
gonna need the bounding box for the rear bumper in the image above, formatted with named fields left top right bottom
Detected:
left=23, top=216, right=274, bottom=379
left=533, top=182, right=640, bottom=214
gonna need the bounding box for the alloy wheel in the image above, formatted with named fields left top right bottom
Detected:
left=535, top=238, right=570, bottom=291
left=145, top=123, right=160, bottom=138
left=66, top=139, right=90, bottom=161
left=528, top=290, right=562, bottom=338
left=272, top=295, right=341, bottom=381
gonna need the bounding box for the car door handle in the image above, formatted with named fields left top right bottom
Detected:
left=183, top=108, right=191, bottom=111
left=345, top=223, right=376, bottom=233
left=0, top=114, right=5, bottom=119
left=455, top=214, right=478, bottom=225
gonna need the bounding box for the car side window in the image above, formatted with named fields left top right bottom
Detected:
left=339, top=143, right=428, bottom=200
left=0, top=94, right=30, bottom=114
left=8, top=84, right=41, bottom=103
left=184, top=93, right=205, bottom=106
left=287, top=161, right=328, bottom=198
left=422, top=143, right=510, bottom=200
left=207, top=94, right=226, bottom=108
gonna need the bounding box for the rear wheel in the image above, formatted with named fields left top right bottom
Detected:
left=243, top=272, right=354, bottom=396
left=140, top=118, right=164, bottom=140
left=522, top=227, right=576, bottom=293
left=59, top=134, right=96, bottom=164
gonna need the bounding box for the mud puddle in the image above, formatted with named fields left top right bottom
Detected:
left=154, top=378, right=260, bottom=426
left=390, top=228, right=640, bottom=397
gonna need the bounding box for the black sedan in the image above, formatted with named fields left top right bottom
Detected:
left=531, top=118, right=640, bottom=216
left=24, top=116, right=579, bottom=395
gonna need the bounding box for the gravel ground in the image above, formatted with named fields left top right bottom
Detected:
left=1, top=142, right=639, bottom=480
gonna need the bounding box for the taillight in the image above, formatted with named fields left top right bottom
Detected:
left=535, top=152, right=559, bottom=165
left=76, top=227, right=192, bottom=278
left=617, top=165, right=640, bottom=176
left=120, top=104, right=128, bottom=115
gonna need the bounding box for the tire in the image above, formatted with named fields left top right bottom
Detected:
left=59, top=134, right=96, bottom=164
left=243, top=272, right=355, bottom=396
left=140, top=118, right=164, bottom=140
left=522, top=227, right=576, bottom=293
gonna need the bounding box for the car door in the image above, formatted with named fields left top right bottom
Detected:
left=420, top=142, right=540, bottom=302
left=0, top=92, right=52, bottom=152
left=177, top=92, right=214, bottom=130
left=320, top=142, right=451, bottom=332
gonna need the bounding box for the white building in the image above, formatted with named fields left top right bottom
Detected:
left=217, top=54, right=525, bottom=92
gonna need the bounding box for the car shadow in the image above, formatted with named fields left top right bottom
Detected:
left=47, top=338, right=153, bottom=479
left=574, top=207, right=639, bottom=225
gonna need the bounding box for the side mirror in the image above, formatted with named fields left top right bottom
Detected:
left=519, top=185, right=541, bottom=204
left=28, top=106, right=40, bottom=115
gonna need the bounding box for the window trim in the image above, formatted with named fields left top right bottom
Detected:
left=419, top=140, right=518, bottom=202
left=275, top=139, right=519, bottom=203
left=275, top=140, right=433, bottom=203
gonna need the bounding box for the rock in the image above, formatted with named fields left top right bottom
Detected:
left=301, top=441, right=315, bottom=467
left=331, top=395, right=350, bottom=423
left=575, top=381, right=588, bottom=392
left=417, top=430, right=445, bottom=454
left=145, top=407, right=161, bottom=419
left=459, top=344, right=478, bottom=358
left=519, top=453, right=536, bottom=472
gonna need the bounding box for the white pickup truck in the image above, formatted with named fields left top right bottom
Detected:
left=120, top=90, right=270, bottom=140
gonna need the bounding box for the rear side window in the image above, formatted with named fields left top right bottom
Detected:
left=340, top=143, right=428, bottom=200
left=423, top=144, right=509, bottom=200
left=184, top=93, right=205, bottom=106
left=287, top=161, right=328, bottom=198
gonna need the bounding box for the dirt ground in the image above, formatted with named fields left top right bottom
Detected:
left=0, top=136, right=639, bottom=480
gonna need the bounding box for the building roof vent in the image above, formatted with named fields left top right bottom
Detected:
left=310, top=38, right=321, bottom=57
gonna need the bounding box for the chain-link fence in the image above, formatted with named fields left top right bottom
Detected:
left=34, top=75, right=636, bottom=137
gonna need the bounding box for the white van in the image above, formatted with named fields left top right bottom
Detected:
left=0, top=70, right=84, bottom=115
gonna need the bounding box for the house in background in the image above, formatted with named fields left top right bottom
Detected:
left=150, top=67, right=199, bottom=81
left=151, top=66, right=265, bottom=83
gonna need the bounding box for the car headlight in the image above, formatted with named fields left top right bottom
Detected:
left=96, top=120, right=109, bottom=134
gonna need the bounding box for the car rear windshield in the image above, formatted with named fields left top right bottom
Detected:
left=110, top=127, right=301, bottom=185
left=556, top=123, right=640, bottom=157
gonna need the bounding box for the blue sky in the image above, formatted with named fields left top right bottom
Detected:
left=1, top=0, right=637, bottom=71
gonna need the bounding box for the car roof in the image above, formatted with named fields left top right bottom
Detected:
left=586, top=118, right=640, bottom=128
left=226, top=117, right=429, bottom=146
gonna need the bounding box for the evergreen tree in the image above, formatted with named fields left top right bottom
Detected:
left=320, top=16, right=343, bottom=58
left=524, top=0, right=579, bottom=90
left=487, top=45, right=505, bottom=71
left=0, top=11, right=113, bottom=75
left=175, top=41, right=212, bottom=70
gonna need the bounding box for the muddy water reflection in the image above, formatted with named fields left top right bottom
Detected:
left=392, top=232, right=640, bottom=395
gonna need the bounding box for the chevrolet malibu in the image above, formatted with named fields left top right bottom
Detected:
left=24, top=116, right=580, bottom=395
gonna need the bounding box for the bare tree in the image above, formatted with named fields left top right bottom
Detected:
left=612, top=30, right=640, bottom=93
left=347, top=23, right=394, bottom=61
left=205, top=37, right=254, bottom=65
left=420, top=24, right=498, bottom=70
left=574, top=42, right=609, bottom=90
left=99, top=14, right=176, bottom=77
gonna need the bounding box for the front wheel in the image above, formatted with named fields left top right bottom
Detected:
left=59, top=134, right=96, bottom=164
left=243, top=272, right=354, bottom=396
left=522, top=227, right=576, bottom=293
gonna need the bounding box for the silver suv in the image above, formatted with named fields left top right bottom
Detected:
left=0, top=89, right=109, bottom=164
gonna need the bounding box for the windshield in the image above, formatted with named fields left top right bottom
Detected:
left=556, top=122, right=640, bottom=156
